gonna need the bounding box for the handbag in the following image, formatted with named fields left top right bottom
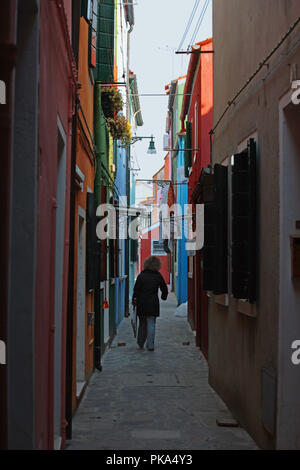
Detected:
left=131, top=304, right=137, bottom=338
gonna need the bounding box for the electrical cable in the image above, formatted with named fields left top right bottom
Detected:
left=188, top=0, right=207, bottom=48
left=178, top=0, right=200, bottom=51
left=188, top=0, right=210, bottom=50
left=129, top=93, right=199, bottom=97
left=177, top=0, right=201, bottom=52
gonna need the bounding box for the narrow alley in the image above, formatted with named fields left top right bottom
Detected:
left=2, top=0, right=300, bottom=452
left=67, top=293, right=257, bottom=450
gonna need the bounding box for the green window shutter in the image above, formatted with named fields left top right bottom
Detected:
left=96, top=0, right=115, bottom=82
left=186, top=121, right=193, bottom=167
left=203, top=165, right=228, bottom=294
left=184, top=121, right=192, bottom=177
left=214, top=164, right=228, bottom=294
left=184, top=134, right=189, bottom=178
left=232, top=138, right=257, bottom=303
left=130, top=214, right=139, bottom=262
left=86, top=192, right=99, bottom=290
left=130, top=239, right=138, bottom=262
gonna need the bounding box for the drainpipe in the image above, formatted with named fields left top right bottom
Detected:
left=65, top=93, right=79, bottom=441
left=125, top=24, right=133, bottom=120
left=60, top=76, right=75, bottom=450
left=65, top=0, right=81, bottom=441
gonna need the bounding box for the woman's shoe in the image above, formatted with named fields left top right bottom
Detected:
left=147, top=348, right=154, bottom=351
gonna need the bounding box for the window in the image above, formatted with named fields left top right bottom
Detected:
left=86, top=192, right=99, bottom=290
left=82, top=0, right=93, bottom=21
left=151, top=240, right=167, bottom=256
left=129, top=214, right=138, bottom=262
left=89, top=0, right=98, bottom=68
left=188, top=255, right=193, bottom=278
left=96, top=0, right=115, bottom=82
left=203, top=164, right=228, bottom=294
left=194, top=102, right=198, bottom=163
left=231, top=138, right=257, bottom=303
left=185, top=121, right=193, bottom=178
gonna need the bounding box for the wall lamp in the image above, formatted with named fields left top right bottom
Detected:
left=131, top=135, right=156, bottom=154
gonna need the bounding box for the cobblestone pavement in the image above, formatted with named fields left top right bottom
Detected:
left=67, top=293, right=258, bottom=450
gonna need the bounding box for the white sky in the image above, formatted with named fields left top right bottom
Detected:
left=130, top=0, right=212, bottom=184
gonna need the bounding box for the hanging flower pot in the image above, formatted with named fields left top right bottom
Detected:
left=106, top=114, right=132, bottom=148
left=101, top=86, right=123, bottom=119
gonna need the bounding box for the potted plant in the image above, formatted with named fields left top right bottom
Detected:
left=107, top=114, right=132, bottom=148
left=101, top=86, right=123, bottom=119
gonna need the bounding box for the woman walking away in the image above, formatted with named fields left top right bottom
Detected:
left=132, top=256, right=168, bottom=351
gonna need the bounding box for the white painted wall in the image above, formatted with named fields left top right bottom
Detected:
left=76, top=209, right=86, bottom=385
left=278, top=91, right=300, bottom=449
left=53, top=117, right=66, bottom=449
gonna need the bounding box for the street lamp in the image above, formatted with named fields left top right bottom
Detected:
left=147, top=136, right=156, bottom=155
left=131, top=135, right=157, bottom=155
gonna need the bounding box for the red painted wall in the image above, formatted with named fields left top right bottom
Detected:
left=35, top=0, right=75, bottom=450
left=188, top=39, right=213, bottom=189
left=140, top=225, right=170, bottom=285
left=187, top=39, right=213, bottom=358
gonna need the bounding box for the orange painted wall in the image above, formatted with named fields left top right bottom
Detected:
left=78, top=18, right=94, bottom=150
left=72, top=17, right=96, bottom=412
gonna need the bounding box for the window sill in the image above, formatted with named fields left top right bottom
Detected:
left=214, top=294, right=229, bottom=307
left=233, top=297, right=257, bottom=317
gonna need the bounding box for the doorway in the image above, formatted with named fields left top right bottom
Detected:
left=53, top=118, right=66, bottom=449
left=76, top=210, right=86, bottom=396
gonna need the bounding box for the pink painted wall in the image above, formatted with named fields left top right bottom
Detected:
left=35, top=0, right=75, bottom=450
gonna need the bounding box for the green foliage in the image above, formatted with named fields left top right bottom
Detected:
left=101, top=87, right=123, bottom=119
left=106, top=115, right=132, bottom=148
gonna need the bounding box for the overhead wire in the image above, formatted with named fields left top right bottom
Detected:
left=177, top=0, right=201, bottom=51
left=211, top=14, right=300, bottom=136
left=190, top=0, right=210, bottom=47
left=188, top=0, right=210, bottom=50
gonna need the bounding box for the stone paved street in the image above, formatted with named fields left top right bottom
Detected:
left=67, top=293, right=258, bottom=450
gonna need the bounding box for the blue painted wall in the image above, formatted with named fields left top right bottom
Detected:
left=114, top=142, right=127, bottom=328
left=129, top=169, right=136, bottom=302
